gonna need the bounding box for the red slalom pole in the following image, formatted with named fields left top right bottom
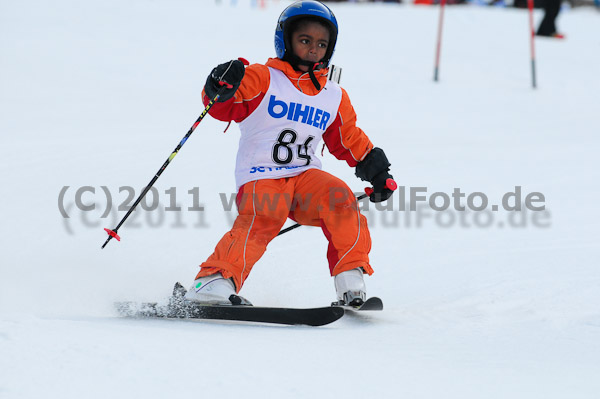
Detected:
left=527, top=0, right=537, bottom=89
left=433, top=0, right=447, bottom=82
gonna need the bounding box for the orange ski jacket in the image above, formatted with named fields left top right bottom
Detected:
left=203, top=58, right=373, bottom=167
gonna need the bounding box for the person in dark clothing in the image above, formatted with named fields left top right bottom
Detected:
left=536, top=0, right=563, bottom=38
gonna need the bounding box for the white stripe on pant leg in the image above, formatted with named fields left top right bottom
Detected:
left=333, top=203, right=361, bottom=270
left=241, top=180, right=257, bottom=287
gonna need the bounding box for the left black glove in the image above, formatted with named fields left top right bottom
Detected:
left=355, top=147, right=395, bottom=203
left=204, top=59, right=246, bottom=103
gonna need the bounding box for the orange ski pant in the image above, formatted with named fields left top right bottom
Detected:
left=195, top=168, right=373, bottom=292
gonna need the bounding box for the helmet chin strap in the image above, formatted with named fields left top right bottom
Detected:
left=284, top=53, right=325, bottom=91
left=305, top=61, right=325, bottom=91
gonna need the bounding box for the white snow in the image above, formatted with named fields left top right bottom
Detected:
left=1, top=0, right=599, bottom=398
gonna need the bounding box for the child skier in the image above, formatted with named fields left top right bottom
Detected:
left=185, top=0, right=395, bottom=306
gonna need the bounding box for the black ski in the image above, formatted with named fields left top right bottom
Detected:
left=116, top=301, right=344, bottom=327
left=115, top=283, right=344, bottom=327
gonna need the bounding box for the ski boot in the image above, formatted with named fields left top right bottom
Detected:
left=184, top=274, right=252, bottom=306
left=332, top=268, right=367, bottom=307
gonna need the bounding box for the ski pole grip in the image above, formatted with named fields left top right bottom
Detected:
left=218, top=58, right=249, bottom=88
left=364, top=179, right=398, bottom=197
left=385, top=178, right=398, bottom=191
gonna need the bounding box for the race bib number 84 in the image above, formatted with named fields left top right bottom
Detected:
left=272, top=129, right=314, bottom=166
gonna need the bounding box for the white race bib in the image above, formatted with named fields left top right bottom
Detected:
left=234, top=68, right=342, bottom=189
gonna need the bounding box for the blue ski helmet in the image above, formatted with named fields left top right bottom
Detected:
left=274, top=1, right=338, bottom=68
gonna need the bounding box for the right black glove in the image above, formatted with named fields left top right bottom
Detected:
left=204, top=59, right=246, bottom=103
left=355, top=147, right=396, bottom=203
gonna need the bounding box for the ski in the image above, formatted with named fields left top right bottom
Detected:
left=116, top=301, right=344, bottom=327
left=115, top=283, right=344, bottom=327
left=332, top=296, right=383, bottom=312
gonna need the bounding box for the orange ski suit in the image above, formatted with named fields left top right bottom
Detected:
left=196, top=58, right=375, bottom=292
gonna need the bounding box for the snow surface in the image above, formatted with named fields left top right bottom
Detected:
left=1, top=0, right=599, bottom=398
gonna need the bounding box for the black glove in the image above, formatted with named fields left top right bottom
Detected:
left=204, top=59, right=246, bottom=103
left=355, top=147, right=395, bottom=203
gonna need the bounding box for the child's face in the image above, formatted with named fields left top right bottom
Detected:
left=290, top=21, right=330, bottom=72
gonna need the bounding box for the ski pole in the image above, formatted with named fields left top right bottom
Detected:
left=276, top=178, right=398, bottom=237
left=527, top=0, right=537, bottom=89
left=102, top=58, right=249, bottom=249
left=433, top=0, right=447, bottom=82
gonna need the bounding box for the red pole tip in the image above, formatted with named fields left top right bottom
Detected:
left=364, top=187, right=374, bottom=196
left=238, top=57, right=250, bottom=66
left=104, top=228, right=121, bottom=241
